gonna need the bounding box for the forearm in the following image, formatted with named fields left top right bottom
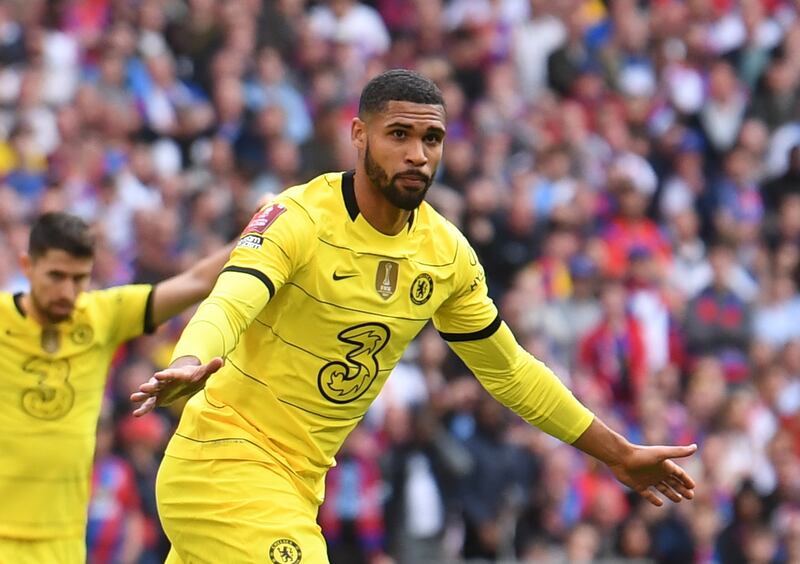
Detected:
left=171, top=271, right=269, bottom=364
left=177, top=241, right=237, bottom=306
left=571, top=416, right=633, bottom=466
left=448, top=322, right=594, bottom=443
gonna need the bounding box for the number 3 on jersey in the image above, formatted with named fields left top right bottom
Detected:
left=317, top=323, right=390, bottom=404
left=21, top=357, right=74, bottom=420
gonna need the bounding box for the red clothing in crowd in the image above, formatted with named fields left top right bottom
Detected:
left=601, top=218, right=672, bottom=279
left=579, top=315, right=648, bottom=409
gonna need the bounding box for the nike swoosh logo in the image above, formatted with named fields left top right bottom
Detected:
left=332, top=272, right=359, bottom=281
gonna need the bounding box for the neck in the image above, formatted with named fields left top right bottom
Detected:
left=19, top=293, right=50, bottom=326
left=353, top=164, right=412, bottom=236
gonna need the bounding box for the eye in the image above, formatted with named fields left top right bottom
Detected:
left=424, top=133, right=442, bottom=145
left=391, top=130, right=406, bottom=139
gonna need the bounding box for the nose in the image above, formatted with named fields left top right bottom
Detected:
left=404, top=140, right=427, bottom=168
left=58, top=279, right=79, bottom=301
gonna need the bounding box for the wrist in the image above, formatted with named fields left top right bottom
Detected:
left=602, top=429, right=635, bottom=467
left=572, top=417, right=634, bottom=466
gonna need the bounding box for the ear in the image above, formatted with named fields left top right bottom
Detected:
left=351, top=117, right=366, bottom=152
left=19, top=253, right=32, bottom=278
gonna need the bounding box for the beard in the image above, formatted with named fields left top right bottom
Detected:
left=31, top=291, right=73, bottom=323
left=364, top=145, right=433, bottom=211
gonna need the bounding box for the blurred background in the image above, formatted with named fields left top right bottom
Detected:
left=2, top=0, right=800, bottom=562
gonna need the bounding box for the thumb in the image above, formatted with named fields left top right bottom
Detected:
left=653, top=444, right=698, bottom=461
left=201, top=357, right=224, bottom=376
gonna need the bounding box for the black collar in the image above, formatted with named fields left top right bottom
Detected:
left=341, top=170, right=359, bottom=221
left=340, top=170, right=415, bottom=229
left=12, top=292, right=26, bottom=317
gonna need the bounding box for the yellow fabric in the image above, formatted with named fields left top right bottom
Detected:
left=165, top=170, right=592, bottom=507
left=171, top=272, right=269, bottom=365
left=0, top=285, right=152, bottom=540
left=0, top=535, right=85, bottom=564
left=166, top=172, right=500, bottom=502
left=447, top=322, right=595, bottom=443
left=157, top=455, right=327, bottom=564
left=0, top=142, right=16, bottom=175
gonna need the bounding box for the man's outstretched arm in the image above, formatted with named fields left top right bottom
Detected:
left=132, top=198, right=314, bottom=415
left=131, top=261, right=272, bottom=415
left=444, top=320, right=697, bottom=506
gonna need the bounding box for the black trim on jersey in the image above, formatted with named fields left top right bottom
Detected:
left=143, top=286, right=156, bottom=334
left=341, top=170, right=359, bottom=220
left=221, top=266, right=276, bottom=299
left=12, top=292, right=26, bottom=317
left=439, top=314, right=502, bottom=342
left=340, top=169, right=415, bottom=229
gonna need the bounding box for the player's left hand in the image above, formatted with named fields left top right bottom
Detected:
left=607, top=443, right=697, bottom=507
left=130, top=356, right=223, bottom=416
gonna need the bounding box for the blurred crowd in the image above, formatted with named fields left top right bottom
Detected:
left=1, top=0, right=800, bottom=562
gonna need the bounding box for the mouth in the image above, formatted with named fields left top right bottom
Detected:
left=396, top=175, right=429, bottom=190
left=50, top=302, right=74, bottom=315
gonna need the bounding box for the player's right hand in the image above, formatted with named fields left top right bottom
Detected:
left=131, top=356, right=224, bottom=416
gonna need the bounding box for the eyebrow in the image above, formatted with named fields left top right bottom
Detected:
left=385, top=122, right=446, bottom=136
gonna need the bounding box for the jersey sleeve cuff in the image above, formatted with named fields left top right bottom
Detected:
left=438, top=314, right=502, bottom=342
left=143, top=286, right=156, bottom=334
left=221, top=266, right=276, bottom=299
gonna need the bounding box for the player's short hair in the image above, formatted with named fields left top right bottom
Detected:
left=358, top=69, right=445, bottom=118
left=29, top=212, right=95, bottom=259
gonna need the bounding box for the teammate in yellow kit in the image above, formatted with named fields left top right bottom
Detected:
left=0, top=212, right=233, bottom=564
left=134, top=70, right=698, bottom=564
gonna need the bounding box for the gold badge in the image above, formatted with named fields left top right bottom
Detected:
left=40, top=326, right=60, bottom=354
left=375, top=260, right=399, bottom=300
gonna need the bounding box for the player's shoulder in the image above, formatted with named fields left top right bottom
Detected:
left=415, top=202, right=470, bottom=261
left=271, top=171, right=346, bottom=226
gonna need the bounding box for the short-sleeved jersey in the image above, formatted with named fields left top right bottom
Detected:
left=167, top=171, right=498, bottom=501
left=0, top=285, right=153, bottom=539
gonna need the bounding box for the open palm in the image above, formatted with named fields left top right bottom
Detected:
left=607, top=444, right=697, bottom=506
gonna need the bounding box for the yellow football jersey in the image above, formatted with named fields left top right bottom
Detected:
left=0, top=285, right=153, bottom=539
left=167, top=171, right=499, bottom=500
left=166, top=171, right=593, bottom=505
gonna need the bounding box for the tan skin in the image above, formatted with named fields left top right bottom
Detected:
left=131, top=102, right=697, bottom=507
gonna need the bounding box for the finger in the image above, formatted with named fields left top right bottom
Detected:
left=638, top=487, right=663, bottom=507
left=656, top=482, right=683, bottom=503
left=667, top=476, right=694, bottom=500
left=154, top=370, right=182, bottom=381
left=130, top=391, right=154, bottom=403
left=203, top=357, right=224, bottom=376
left=132, top=396, right=157, bottom=417
left=138, top=380, right=166, bottom=394
left=194, top=357, right=224, bottom=381
left=655, top=444, right=698, bottom=461
left=665, top=459, right=697, bottom=490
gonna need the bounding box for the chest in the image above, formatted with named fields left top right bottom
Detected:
left=293, top=240, right=456, bottom=322
left=0, top=317, right=112, bottom=422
